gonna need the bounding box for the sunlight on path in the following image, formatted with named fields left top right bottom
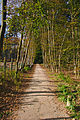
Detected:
left=15, top=64, right=70, bottom=120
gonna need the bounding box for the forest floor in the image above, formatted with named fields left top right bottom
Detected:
left=8, top=64, right=73, bottom=120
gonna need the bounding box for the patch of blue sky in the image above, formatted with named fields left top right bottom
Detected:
left=0, top=15, right=1, bottom=25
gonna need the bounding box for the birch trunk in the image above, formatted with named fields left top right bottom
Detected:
left=16, top=33, right=23, bottom=75
left=22, top=38, right=31, bottom=68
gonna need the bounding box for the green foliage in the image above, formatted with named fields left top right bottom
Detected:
left=54, top=73, right=57, bottom=76
left=0, top=112, right=4, bottom=119
left=58, top=84, right=70, bottom=102
left=57, top=73, right=74, bottom=84
left=0, top=69, right=22, bottom=89
left=58, top=73, right=66, bottom=81
left=71, top=112, right=80, bottom=120
left=23, top=66, right=31, bottom=71
left=56, top=73, right=80, bottom=119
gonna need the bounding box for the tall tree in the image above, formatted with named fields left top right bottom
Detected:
left=0, top=0, right=7, bottom=56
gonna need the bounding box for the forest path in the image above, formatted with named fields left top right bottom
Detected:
left=14, top=64, right=70, bottom=120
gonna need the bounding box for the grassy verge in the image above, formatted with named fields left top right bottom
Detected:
left=54, top=73, right=80, bottom=119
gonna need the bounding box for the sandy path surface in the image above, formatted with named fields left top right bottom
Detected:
left=14, top=64, right=71, bottom=120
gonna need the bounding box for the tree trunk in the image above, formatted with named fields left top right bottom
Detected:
left=72, top=25, right=76, bottom=76
left=58, top=52, right=61, bottom=73
left=11, top=58, right=13, bottom=71
left=0, top=0, right=7, bottom=57
left=51, top=11, right=55, bottom=71
left=16, top=33, right=23, bottom=75
left=4, top=55, right=6, bottom=78
left=22, top=38, right=31, bottom=68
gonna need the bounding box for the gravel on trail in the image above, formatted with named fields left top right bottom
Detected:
left=11, top=64, right=71, bottom=120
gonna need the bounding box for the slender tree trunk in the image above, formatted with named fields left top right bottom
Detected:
left=41, top=27, right=46, bottom=66
left=52, top=9, right=56, bottom=71
left=42, top=49, right=45, bottom=65
left=78, top=57, right=80, bottom=78
left=22, top=38, right=31, bottom=68
left=44, top=51, right=46, bottom=67
left=4, top=55, right=6, bottom=78
left=71, top=5, right=76, bottom=77
left=16, top=33, right=23, bottom=75
left=59, top=32, right=67, bottom=72
left=55, top=53, right=58, bottom=73
left=51, top=11, right=55, bottom=71
left=77, top=27, right=80, bottom=78
left=47, top=25, right=51, bottom=68
left=27, top=49, right=30, bottom=65
left=0, top=0, right=7, bottom=57
left=47, top=10, right=52, bottom=70
left=11, top=57, right=13, bottom=71
left=58, top=50, right=61, bottom=73
left=30, top=47, right=33, bottom=67
left=72, top=25, right=76, bottom=76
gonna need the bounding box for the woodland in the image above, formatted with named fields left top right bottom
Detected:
left=0, top=0, right=80, bottom=119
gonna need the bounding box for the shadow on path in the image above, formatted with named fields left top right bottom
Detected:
left=41, top=117, right=73, bottom=120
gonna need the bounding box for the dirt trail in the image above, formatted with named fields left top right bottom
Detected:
left=13, top=64, right=71, bottom=120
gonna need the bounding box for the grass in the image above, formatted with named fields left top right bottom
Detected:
left=55, top=72, right=80, bottom=120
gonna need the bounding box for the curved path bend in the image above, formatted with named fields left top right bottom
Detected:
left=14, top=64, right=70, bottom=120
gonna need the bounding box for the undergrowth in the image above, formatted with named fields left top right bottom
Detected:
left=0, top=65, right=31, bottom=119
left=55, top=73, right=80, bottom=120
left=0, top=70, right=23, bottom=119
left=22, top=66, right=31, bottom=72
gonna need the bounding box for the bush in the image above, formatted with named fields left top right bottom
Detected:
left=58, top=72, right=66, bottom=81
left=22, top=66, right=31, bottom=72
left=0, top=70, right=22, bottom=90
